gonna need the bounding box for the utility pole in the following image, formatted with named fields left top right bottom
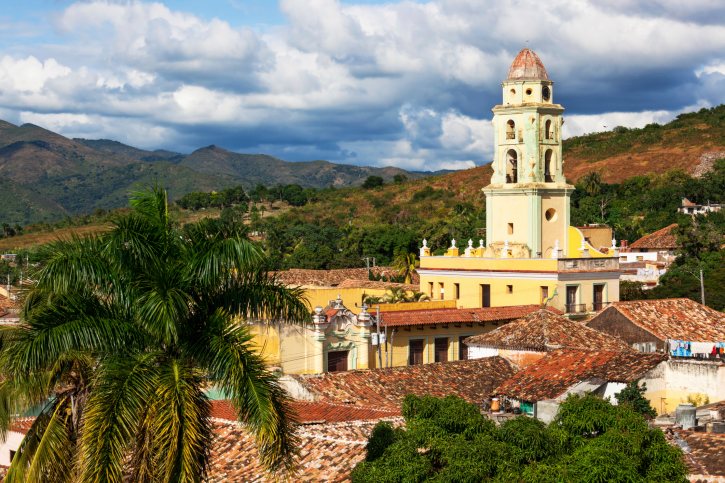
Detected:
left=700, top=269, right=706, bottom=306
left=383, top=314, right=389, bottom=368
left=376, top=306, right=383, bottom=369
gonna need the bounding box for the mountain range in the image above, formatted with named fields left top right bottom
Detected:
left=0, top=121, right=442, bottom=225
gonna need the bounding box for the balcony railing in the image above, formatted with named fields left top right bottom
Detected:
left=592, top=301, right=611, bottom=312
left=565, top=303, right=588, bottom=314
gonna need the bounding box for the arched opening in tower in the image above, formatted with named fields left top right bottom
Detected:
left=545, top=119, right=552, bottom=140
left=506, top=150, right=518, bottom=183
left=506, top=120, right=516, bottom=140
left=545, top=150, right=553, bottom=182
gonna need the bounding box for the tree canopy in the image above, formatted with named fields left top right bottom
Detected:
left=351, top=393, right=687, bottom=483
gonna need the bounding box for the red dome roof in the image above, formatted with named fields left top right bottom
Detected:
left=507, top=48, right=549, bottom=80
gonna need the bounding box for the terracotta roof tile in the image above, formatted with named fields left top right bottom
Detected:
left=379, top=305, right=555, bottom=328
left=271, top=267, right=419, bottom=287
left=464, top=309, right=634, bottom=352
left=289, top=357, right=518, bottom=409
left=210, top=399, right=400, bottom=424
left=630, top=223, right=680, bottom=249
left=494, top=348, right=666, bottom=402
left=604, top=298, right=725, bottom=342
left=671, top=430, right=725, bottom=478
left=507, top=48, right=549, bottom=80
left=208, top=418, right=403, bottom=483
left=335, top=280, right=419, bottom=291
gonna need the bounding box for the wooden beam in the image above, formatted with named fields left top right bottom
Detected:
left=404, top=326, right=411, bottom=331
left=466, top=322, right=473, bottom=327
left=454, top=322, right=461, bottom=328
left=429, top=324, right=437, bottom=330
left=417, top=325, right=424, bottom=330
left=441, top=323, right=449, bottom=329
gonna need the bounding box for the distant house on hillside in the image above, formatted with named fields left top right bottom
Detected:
left=629, top=223, right=679, bottom=257
left=678, top=198, right=724, bottom=215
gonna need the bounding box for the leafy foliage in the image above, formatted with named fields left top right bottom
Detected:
left=614, top=380, right=657, bottom=419
left=0, top=183, right=310, bottom=482
left=351, top=393, right=688, bottom=483
left=362, top=176, right=385, bottom=189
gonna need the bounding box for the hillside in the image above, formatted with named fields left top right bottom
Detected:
left=74, top=138, right=186, bottom=163
left=180, top=145, right=433, bottom=188
left=562, top=105, right=725, bottom=183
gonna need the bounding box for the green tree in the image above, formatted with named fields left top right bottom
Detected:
left=352, top=393, right=688, bottom=483
left=362, top=176, right=385, bottom=189
left=392, top=252, right=419, bottom=284
left=0, top=184, right=310, bottom=482
left=579, top=171, right=602, bottom=196
left=393, top=174, right=408, bottom=184
left=614, top=380, right=658, bottom=418
left=619, top=280, right=648, bottom=301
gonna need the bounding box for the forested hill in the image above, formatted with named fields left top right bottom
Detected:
left=563, top=104, right=725, bottom=183
left=0, top=121, right=446, bottom=225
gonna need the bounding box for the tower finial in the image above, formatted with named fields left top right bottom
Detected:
left=526, top=39, right=529, bottom=49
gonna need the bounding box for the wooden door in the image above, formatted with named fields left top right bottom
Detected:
left=594, top=285, right=604, bottom=310
left=327, top=351, right=348, bottom=373
left=458, top=336, right=469, bottom=361
left=409, top=339, right=424, bottom=365
left=541, top=286, right=549, bottom=305
left=481, top=284, right=490, bottom=308
left=435, top=338, right=449, bottom=363
left=566, top=286, right=577, bottom=312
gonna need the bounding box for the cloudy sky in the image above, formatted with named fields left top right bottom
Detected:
left=1, top=0, right=725, bottom=171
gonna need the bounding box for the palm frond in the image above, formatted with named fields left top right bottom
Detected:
left=188, top=310, right=299, bottom=478
left=151, top=359, right=212, bottom=483
left=79, top=353, right=160, bottom=483
left=7, top=401, right=73, bottom=483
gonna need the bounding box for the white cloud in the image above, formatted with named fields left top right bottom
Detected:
left=0, top=0, right=724, bottom=170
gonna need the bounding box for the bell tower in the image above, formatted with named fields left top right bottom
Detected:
left=483, top=49, right=574, bottom=258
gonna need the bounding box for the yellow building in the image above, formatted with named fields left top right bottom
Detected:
left=418, top=48, right=621, bottom=317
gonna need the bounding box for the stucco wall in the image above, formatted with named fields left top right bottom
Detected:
left=640, top=360, right=725, bottom=415
left=0, top=431, right=24, bottom=467
left=586, top=308, right=662, bottom=349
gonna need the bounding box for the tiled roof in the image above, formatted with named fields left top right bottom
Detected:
left=208, top=418, right=403, bottom=483
left=9, top=417, right=34, bottom=435
left=271, top=267, right=419, bottom=287
left=630, top=223, right=679, bottom=249
left=602, top=298, right=725, bottom=342
left=335, top=280, right=419, bottom=291
left=672, top=430, right=725, bottom=479
left=507, top=48, right=549, bottom=80
left=464, top=309, right=634, bottom=352
left=210, top=399, right=400, bottom=424
left=379, top=305, right=554, bottom=328
left=289, top=357, right=518, bottom=409
left=494, top=348, right=666, bottom=402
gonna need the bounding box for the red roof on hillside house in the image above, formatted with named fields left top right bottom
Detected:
left=593, top=298, right=725, bottom=343
left=464, top=309, right=634, bottom=352
left=286, top=357, right=518, bottom=409
left=271, top=267, right=419, bottom=287
left=494, top=348, right=666, bottom=402
left=208, top=400, right=402, bottom=483
left=379, top=305, right=554, bottom=328
left=630, top=223, right=679, bottom=250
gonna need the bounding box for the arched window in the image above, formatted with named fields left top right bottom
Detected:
left=506, top=150, right=518, bottom=183
left=544, top=150, right=553, bottom=182
left=508, top=89, right=516, bottom=103
left=506, top=120, right=516, bottom=140
left=545, top=119, right=552, bottom=140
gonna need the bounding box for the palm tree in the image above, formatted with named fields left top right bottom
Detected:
left=393, top=252, right=419, bottom=285
left=0, top=183, right=310, bottom=482
left=580, top=171, right=602, bottom=196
